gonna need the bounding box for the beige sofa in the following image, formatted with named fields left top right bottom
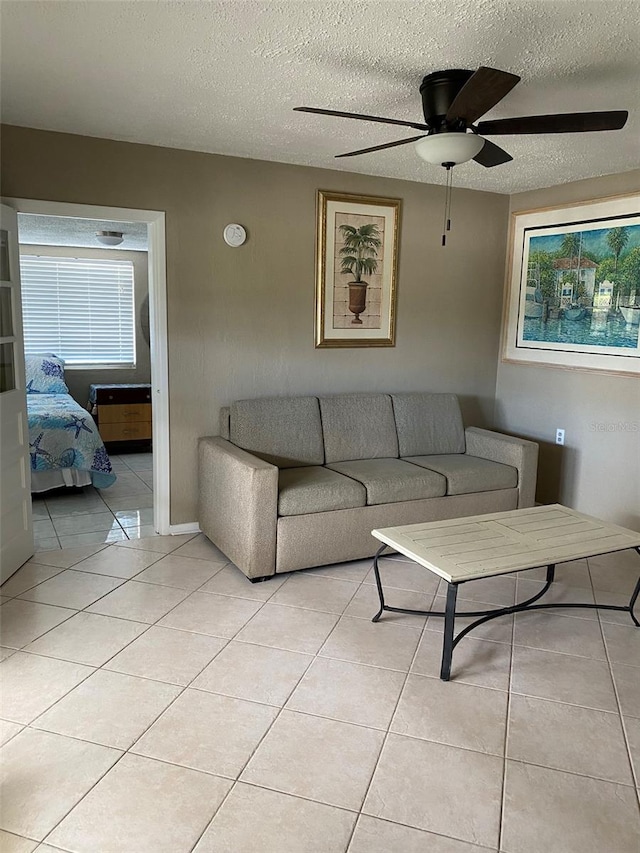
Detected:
left=198, top=392, right=538, bottom=581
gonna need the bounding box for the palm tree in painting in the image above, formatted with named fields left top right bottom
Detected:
left=606, top=227, right=629, bottom=272
left=606, top=227, right=629, bottom=311
left=338, top=223, right=381, bottom=283
left=338, top=223, right=382, bottom=325
left=560, top=233, right=580, bottom=259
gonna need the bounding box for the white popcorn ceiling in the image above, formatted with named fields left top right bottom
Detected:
left=17, top=215, right=148, bottom=251
left=1, top=0, right=638, bottom=194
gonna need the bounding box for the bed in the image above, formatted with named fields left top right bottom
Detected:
left=26, top=355, right=117, bottom=493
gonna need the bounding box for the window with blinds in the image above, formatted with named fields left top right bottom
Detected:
left=20, top=255, right=136, bottom=368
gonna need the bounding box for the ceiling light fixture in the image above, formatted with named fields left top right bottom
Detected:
left=96, top=230, right=124, bottom=246
left=414, top=132, right=485, bottom=166
left=415, top=133, right=486, bottom=245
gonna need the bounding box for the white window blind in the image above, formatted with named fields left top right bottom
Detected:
left=20, top=255, right=136, bottom=368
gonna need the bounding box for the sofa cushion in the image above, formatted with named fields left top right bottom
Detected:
left=319, top=394, right=399, bottom=463
left=326, top=458, right=446, bottom=505
left=404, top=453, right=518, bottom=495
left=219, top=406, right=230, bottom=440
left=392, top=393, right=465, bottom=456
left=230, top=396, right=324, bottom=468
left=278, top=466, right=366, bottom=516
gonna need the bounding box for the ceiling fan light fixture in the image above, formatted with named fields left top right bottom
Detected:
left=96, top=230, right=124, bottom=246
left=415, top=132, right=485, bottom=166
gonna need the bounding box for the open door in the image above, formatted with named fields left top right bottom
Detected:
left=0, top=202, right=33, bottom=581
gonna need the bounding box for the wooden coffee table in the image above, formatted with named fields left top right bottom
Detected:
left=371, top=504, right=640, bottom=680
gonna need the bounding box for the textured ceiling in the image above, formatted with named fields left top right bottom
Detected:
left=1, top=1, right=639, bottom=194
left=18, top=215, right=148, bottom=251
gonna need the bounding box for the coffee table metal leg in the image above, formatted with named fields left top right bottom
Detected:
left=371, top=544, right=387, bottom=623
left=440, top=583, right=458, bottom=681
left=629, top=551, right=640, bottom=627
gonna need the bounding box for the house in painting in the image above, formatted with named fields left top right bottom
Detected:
left=552, top=257, right=597, bottom=304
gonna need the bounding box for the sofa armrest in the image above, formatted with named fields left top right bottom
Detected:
left=198, top=436, right=278, bottom=579
left=465, top=427, right=538, bottom=509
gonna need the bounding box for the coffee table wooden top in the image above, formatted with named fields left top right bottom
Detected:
left=372, top=504, right=640, bottom=584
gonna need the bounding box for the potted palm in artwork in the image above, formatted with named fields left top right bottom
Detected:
left=338, top=222, right=381, bottom=324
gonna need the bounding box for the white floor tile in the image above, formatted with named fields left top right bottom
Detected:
left=25, top=544, right=109, bottom=570
left=72, top=546, right=164, bottom=579
left=113, top=532, right=198, bottom=554
left=33, top=669, right=181, bottom=749
left=17, top=570, right=124, bottom=609
left=104, top=626, right=227, bottom=686
left=0, top=728, right=120, bottom=841
left=25, top=612, right=148, bottom=666
left=34, top=538, right=61, bottom=552
left=45, top=493, right=108, bottom=518
left=48, top=753, right=230, bottom=853
left=103, top=493, right=154, bottom=512
left=132, top=688, right=278, bottom=777
left=0, top=720, right=24, bottom=747
left=0, top=564, right=65, bottom=598
left=194, top=783, right=356, bottom=853
left=0, top=600, right=76, bottom=649
left=0, top=651, right=94, bottom=724
left=86, top=581, right=189, bottom=624
left=52, top=512, right=121, bottom=537
left=114, top=508, right=154, bottom=527
left=0, top=831, right=39, bottom=853
left=134, top=553, right=225, bottom=591
left=32, top=519, right=56, bottom=539
left=5, top=540, right=640, bottom=853
left=122, top=524, right=160, bottom=539
left=58, top=528, right=129, bottom=548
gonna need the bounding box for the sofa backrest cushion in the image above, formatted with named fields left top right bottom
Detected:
left=219, top=406, right=230, bottom=440
left=319, top=393, right=399, bottom=463
left=392, top=392, right=465, bottom=456
left=230, top=396, right=325, bottom=468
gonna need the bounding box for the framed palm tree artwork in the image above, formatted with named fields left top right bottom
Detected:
left=503, top=192, right=640, bottom=375
left=315, top=190, right=401, bottom=347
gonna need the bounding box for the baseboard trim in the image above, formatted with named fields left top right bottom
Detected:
left=168, top=522, right=201, bottom=535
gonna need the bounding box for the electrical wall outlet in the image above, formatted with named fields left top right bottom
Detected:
left=556, top=428, right=565, bottom=445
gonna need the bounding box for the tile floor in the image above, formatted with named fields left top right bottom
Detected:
left=32, top=452, right=154, bottom=551
left=1, top=537, right=639, bottom=852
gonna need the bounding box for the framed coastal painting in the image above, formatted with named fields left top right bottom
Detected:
left=315, top=190, right=401, bottom=347
left=502, top=193, right=640, bottom=375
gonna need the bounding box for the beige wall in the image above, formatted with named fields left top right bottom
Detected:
left=495, top=170, right=640, bottom=530
left=18, top=244, right=150, bottom=407
left=1, top=125, right=510, bottom=523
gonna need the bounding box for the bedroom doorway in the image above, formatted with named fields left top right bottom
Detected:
left=3, top=198, right=171, bottom=553
left=0, top=203, right=33, bottom=579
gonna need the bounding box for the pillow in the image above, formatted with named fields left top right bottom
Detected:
left=25, top=354, right=69, bottom=394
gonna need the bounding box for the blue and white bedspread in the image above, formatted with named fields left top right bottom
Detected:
left=27, top=393, right=117, bottom=489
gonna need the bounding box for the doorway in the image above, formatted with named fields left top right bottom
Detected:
left=4, top=198, right=171, bottom=541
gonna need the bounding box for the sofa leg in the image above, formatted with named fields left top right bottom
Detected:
left=249, top=575, right=272, bottom=584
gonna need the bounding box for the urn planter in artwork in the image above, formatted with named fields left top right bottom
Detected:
left=348, top=282, right=368, bottom=324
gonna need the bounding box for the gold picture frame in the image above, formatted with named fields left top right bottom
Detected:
left=502, top=192, right=640, bottom=376
left=315, top=190, right=401, bottom=347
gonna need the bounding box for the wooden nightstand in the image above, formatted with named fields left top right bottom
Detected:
left=89, top=383, right=152, bottom=449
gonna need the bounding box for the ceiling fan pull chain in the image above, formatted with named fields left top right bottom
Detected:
left=442, top=163, right=454, bottom=246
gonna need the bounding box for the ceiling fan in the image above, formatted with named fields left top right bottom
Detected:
left=293, top=66, right=628, bottom=168
left=294, top=66, right=628, bottom=244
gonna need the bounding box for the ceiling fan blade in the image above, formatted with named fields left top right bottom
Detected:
left=294, top=106, right=430, bottom=131
left=335, top=135, right=426, bottom=158
left=473, top=138, right=513, bottom=167
left=477, top=111, right=629, bottom=135
left=446, top=66, right=520, bottom=124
